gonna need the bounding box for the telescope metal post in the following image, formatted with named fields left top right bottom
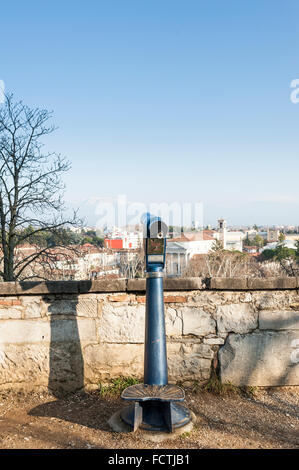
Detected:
left=144, top=269, right=168, bottom=386
left=119, top=214, right=192, bottom=433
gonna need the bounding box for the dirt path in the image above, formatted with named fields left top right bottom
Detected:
left=0, top=387, right=298, bottom=449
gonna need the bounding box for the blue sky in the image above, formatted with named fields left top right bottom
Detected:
left=1, top=0, right=299, bottom=226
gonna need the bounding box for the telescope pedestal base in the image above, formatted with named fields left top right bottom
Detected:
left=120, top=401, right=191, bottom=433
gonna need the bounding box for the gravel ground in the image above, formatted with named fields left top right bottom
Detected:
left=0, top=387, right=298, bottom=449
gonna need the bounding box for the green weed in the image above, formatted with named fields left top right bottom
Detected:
left=98, top=376, right=140, bottom=397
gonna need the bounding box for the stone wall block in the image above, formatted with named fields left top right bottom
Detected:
left=99, top=304, right=145, bottom=343
left=0, top=307, right=23, bottom=319
left=179, top=307, right=216, bottom=336
left=259, top=310, right=299, bottom=330
left=165, top=307, right=183, bottom=337
left=167, top=343, right=212, bottom=382
left=219, top=331, right=299, bottom=386
left=84, top=343, right=144, bottom=382
left=215, top=303, right=258, bottom=334
left=0, top=318, right=97, bottom=344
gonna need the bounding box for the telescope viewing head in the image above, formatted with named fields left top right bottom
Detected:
left=140, top=213, right=168, bottom=271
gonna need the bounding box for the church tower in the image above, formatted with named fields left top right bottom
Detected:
left=218, top=219, right=227, bottom=249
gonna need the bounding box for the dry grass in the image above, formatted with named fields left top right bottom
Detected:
left=192, top=372, right=258, bottom=398
left=98, top=376, right=140, bottom=397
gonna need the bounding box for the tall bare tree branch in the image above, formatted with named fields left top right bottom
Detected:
left=0, top=93, right=81, bottom=281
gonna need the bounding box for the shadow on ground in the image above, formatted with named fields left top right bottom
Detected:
left=27, top=388, right=299, bottom=449
left=29, top=391, right=123, bottom=433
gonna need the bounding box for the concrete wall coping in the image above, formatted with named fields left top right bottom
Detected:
left=0, top=277, right=298, bottom=296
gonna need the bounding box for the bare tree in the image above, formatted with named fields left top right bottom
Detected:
left=118, top=249, right=144, bottom=278
left=182, top=250, right=272, bottom=278
left=0, top=93, right=80, bottom=281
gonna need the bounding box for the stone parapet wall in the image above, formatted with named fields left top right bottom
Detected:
left=0, top=276, right=298, bottom=296
left=0, top=278, right=298, bottom=393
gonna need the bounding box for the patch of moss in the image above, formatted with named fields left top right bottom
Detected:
left=239, top=385, right=258, bottom=398
left=98, top=376, right=140, bottom=397
left=195, top=371, right=239, bottom=396
left=192, top=372, right=259, bottom=397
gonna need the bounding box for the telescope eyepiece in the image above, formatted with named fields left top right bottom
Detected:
left=141, top=213, right=168, bottom=239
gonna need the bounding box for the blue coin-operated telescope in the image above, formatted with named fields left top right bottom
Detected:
left=120, top=213, right=191, bottom=432
left=141, top=213, right=168, bottom=274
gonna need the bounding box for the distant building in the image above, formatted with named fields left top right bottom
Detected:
left=267, top=229, right=280, bottom=243
left=260, top=239, right=298, bottom=252
left=54, top=244, right=120, bottom=280
left=104, top=231, right=142, bottom=250
left=104, top=238, right=123, bottom=249
left=284, top=234, right=299, bottom=241
left=218, top=219, right=227, bottom=249
left=245, top=229, right=258, bottom=240
left=166, top=231, right=215, bottom=276
left=214, top=219, right=244, bottom=251
left=243, top=245, right=260, bottom=254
